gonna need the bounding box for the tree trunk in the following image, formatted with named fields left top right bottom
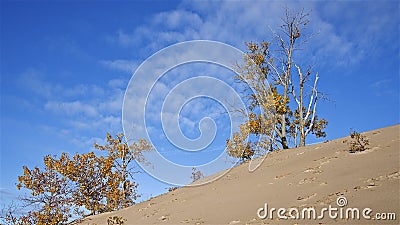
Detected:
left=299, top=66, right=305, bottom=147
left=281, top=30, right=294, bottom=149
left=281, top=136, right=289, bottom=149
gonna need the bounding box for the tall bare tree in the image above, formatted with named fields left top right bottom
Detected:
left=274, top=8, right=327, bottom=147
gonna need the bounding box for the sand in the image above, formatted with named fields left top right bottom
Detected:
left=78, top=125, right=399, bottom=224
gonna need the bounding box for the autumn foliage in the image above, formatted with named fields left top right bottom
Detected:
left=13, top=162, right=73, bottom=224
left=344, top=130, right=370, bottom=153
left=227, top=8, right=328, bottom=160
left=2, top=133, right=152, bottom=224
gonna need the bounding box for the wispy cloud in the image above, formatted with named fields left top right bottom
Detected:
left=42, top=87, right=124, bottom=131
left=370, top=78, right=398, bottom=97
left=312, top=2, right=399, bottom=69
left=15, top=68, right=127, bottom=148
left=106, top=1, right=397, bottom=73
left=30, top=1, right=395, bottom=152
left=45, top=101, right=99, bottom=117
left=100, top=59, right=139, bottom=73
left=17, top=69, right=103, bottom=99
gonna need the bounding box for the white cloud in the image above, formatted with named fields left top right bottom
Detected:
left=17, top=69, right=63, bottom=98
left=100, top=59, right=138, bottom=73
left=309, top=19, right=362, bottom=67
left=45, top=101, right=99, bottom=117
left=109, top=1, right=300, bottom=52
left=107, top=1, right=397, bottom=73
left=108, top=78, right=127, bottom=89
left=17, top=69, right=107, bottom=99
left=15, top=68, right=127, bottom=150
left=153, top=10, right=203, bottom=30
left=69, top=135, right=106, bottom=150
left=370, top=78, right=397, bottom=97
left=68, top=115, right=121, bottom=131
left=43, top=86, right=124, bottom=130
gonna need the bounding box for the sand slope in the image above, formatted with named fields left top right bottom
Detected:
left=79, top=125, right=399, bottom=224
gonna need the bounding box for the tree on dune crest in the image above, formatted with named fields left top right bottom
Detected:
left=227, top=8, right=327, bottom=160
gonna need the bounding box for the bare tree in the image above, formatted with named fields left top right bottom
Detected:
left=274, top=8, right=327, bottom=147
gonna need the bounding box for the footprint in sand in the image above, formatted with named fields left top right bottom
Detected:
left=368, top=171, right=399, bottom=182
left=297, top=193, right=317, bottom=201
left=138, top=207, right=147, bottom=212
left=387, top=171, right=400, bottom=179
left=245, top=218, right=260, bottom=224
left=372, top=131, right=381, bottom=135
left=354, top=171, right=399, bottom=190
left=354, top=183, right=379, bottom=190
left=298, top=177, right=316, bottom=185
left=275, top=173, right=291, bottom=179
left=352, top=146, right=380, bottom=154
left=316, top=190, right=348, bottom=205
left=315, top=156, right=338, bottom=161
left=304, top=166, right=323, bottom=174
left=158, top=215, right=169, bottom=221
left=149, top=202, right=156, bottom=207
left=138, top=201, right=157, bottom=212
left=181, top=218, right=204, bottom=224
left=320, top=160, right=330, bottom=165
left=314, top=156, right=327, bottom=162
left=318, top=156, right=338, bottom=165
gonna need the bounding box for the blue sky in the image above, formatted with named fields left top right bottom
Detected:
left=1, top=0, right=399, bottom=206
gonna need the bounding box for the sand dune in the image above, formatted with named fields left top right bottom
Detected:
left=79, top=125, right=399, bottom=224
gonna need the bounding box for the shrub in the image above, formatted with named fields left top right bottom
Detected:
left=190, top=167, right=204, bottom=182
left=344, top=129, right=370, bottom=153
left=107, top=216, right=126, bottom=225
left=167, top=187, right=179, bottom=192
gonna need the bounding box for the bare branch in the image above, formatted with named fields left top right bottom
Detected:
left=305, top=72, right=319, bottom=136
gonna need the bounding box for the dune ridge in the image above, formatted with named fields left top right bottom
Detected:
left=79, top=125, right=399, bottom=224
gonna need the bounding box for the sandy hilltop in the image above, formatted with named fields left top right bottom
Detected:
left=79, top=125, right=399, bottom=225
